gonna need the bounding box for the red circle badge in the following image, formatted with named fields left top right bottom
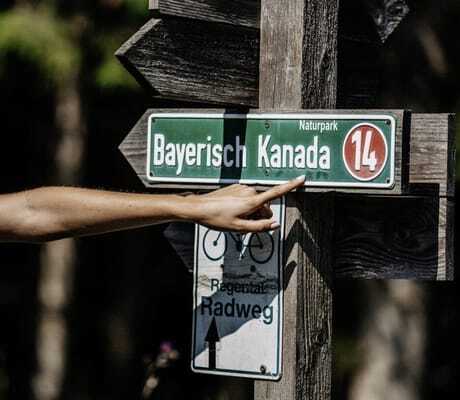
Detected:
left=343, top=124, right=388, bottom=181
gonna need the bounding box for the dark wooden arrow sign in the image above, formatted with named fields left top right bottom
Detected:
left=118, top=1, right=409, bottom=107
left=116, top=18, right=259, bottom=106
left=149, top=0, right=409, bottom=42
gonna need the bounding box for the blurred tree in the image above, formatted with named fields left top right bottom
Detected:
left=0, top=4, right=84, bottom=400
left=0, top=1, right=146, bottom=399
left=348, top=282, right=426, bottom=400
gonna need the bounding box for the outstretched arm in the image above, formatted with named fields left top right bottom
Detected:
left=0, top=176, right=305, bottom=243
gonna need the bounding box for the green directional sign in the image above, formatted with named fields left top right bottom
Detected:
left=147, top=113, right=396, bottom=188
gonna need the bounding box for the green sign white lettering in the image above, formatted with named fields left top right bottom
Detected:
left=147, top=113, right=396, bottom=188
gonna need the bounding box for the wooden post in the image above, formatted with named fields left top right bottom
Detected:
left=118, top=1, right=455, bottom=397
left=255, top=1, right=338, bottom=399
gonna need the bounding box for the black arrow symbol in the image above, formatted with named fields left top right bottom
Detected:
left=205, top=317, right=220, bottom=370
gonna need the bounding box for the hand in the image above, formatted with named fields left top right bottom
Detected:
left=190, top=176, right=306, bottom=233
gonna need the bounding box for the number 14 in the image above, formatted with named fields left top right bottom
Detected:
left=351, top=130, right=377, bottom=171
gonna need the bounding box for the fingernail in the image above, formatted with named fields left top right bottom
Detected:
left=296, top=175, right=306, bottom=181
left=270, top=222, right=281, bottom=230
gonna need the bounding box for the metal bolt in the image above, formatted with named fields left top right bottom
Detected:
left=265, top=122, right=270, bottom=129
left=260, top=365, right=267, bottom=374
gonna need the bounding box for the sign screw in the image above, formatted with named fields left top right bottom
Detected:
left=260, top=365, right=267, bottom=374
left=265, top=122, right=270, bottom=129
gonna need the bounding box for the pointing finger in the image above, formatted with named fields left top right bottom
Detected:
left=236, top=218, right=280, bottom=233
left=256, top=175, right=306, bottom=204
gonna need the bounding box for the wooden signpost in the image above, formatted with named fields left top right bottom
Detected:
left=117, top=0, right=455, bottom=398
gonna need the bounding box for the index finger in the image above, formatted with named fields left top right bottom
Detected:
left=256, top=175, right=306, bottom=204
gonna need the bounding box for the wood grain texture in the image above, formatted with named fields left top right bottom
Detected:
left=257, top=197, right=299, bottom=398
left=444, top=197, right=455, bottom=280
left=295, top=3, right=337, bottom=398
left=255, top=1, right=304, bottom=398
left=258, top=0, right=304, bottom=110
left=294, top=194, right=334, bottom=400
left=409, top=114, right=455, bottom=198
left=334, top=195, right=454, bottom=281
left=139, top=1, right=409, bottom=109
left=148, top=0, right=408, bottom=43
left=116, top=18, right=259, bottom=106
left=163, top=196, right=455, bottom=281
left=254, top=0, right=314, bottom=394
left=150, top=0, right=260, bottom=29
left=301, top=1, right=338, bottom=109
left=255, top=1, right=337, bottom=399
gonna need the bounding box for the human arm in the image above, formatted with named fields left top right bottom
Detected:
left=0, top=176, right=305, bottom=243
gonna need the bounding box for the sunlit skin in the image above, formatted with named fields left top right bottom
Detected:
left=0, top=176, right=306, bottom=243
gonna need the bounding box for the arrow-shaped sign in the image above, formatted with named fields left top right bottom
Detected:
left=205, top=317, right=220, bottom=370
left=116, top=18, right=258, bottom=106
left=117, top=2, right=410, bottom=107
left=149, top=0, right=409, bottom=44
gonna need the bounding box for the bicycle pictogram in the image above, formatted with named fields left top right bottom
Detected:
left=202, top=229, right=275, bottom=264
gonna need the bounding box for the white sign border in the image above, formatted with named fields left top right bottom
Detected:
left=146, top=113, right=396, bottom=189
left=191, top=198, right=285, bottom=381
